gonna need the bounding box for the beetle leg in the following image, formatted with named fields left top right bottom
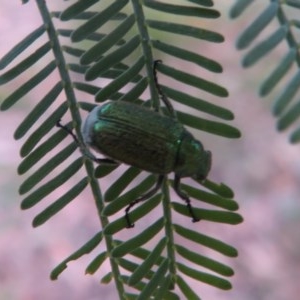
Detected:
left=153, top=60, right=176, bottom=118
left=56, top=120, right=118, bottom=165
left=125, top=175, right=164, bottom=228
left=173, top=175, right=200, bottom=222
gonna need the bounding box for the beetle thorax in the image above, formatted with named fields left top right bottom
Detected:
left=174, top=132, right=211, bottom=180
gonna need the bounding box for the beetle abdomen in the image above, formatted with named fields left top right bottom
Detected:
left=86, top=101, right=186, bottom=174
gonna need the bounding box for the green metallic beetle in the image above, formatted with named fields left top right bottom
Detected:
left=57, top=62, right=212, bottom=228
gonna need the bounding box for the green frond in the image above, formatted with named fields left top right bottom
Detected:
left=1, top=1, right=242, bottom=299
left=231, top=0, right=300, bottom=143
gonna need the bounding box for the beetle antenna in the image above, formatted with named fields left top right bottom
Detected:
left=124, top=175, right=164, bottom=228
left=56, top=120, right=80, bottom=144
left=173, top=175, right=200, bottom=222
left=153, top=60, right=176, bottom=118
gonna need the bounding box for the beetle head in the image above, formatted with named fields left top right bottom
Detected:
left=194, top=149, right=212, bottom=181
left=175, top=134, right=212, bottom=180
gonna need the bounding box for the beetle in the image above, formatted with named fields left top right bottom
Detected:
left=57, top=62, right=212, bottom=228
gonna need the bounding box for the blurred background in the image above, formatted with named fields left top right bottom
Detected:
left=1, top=1, right=300, bottom=299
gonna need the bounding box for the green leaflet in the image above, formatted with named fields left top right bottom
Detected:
left=147, top=20, right=224, bottom=43
left=85, top=35, right=140, bottom=80
left=103, top=195, right=161, bottom=235
left=0, top=61, right=56, bottom=111
left=19, top=143, right=77, bottom=195
left=136, top=259, right=168, bottom=300
left=175, top=244, right=234, bottom=276
left=60, top=0, right=99, bottom=21
left=172, top=202, right=243, bottom=225
left=285, top=0, right=300, bottom=9
left=177, top=275, right=201, bottom=300
left=152, top=39, right=222, bottom=73
left=0, top=42, right=51, bottom=84
left=156, top=63, right=228, bottom=97
left=18, top=128, right=68, bottom=174
left=161, top=85, right=233, bottom=120
left=273, top=70, right=300, bottom=116
left=144, top=0, right=220, bottom=18
left=229, top=0, right=255, bottom=18
left=20, top=102, right=68, bottom=157
left=128, top=237, right=166, bottom=285
left=242, top=25, right=287, bottom=67
left=277, top=101, right=300, bottom=131
left=179, top=183, right=239, bottom=211
left=103, top=175, right=156, bottom=216
left=104, top=167, right=141, bottom=202
left=111, top=218, right=164, bottom=257
left=260, top=49, right=296, bottom=96
left=119, top=77, right=148, bottom=102
left=95, top=56, right=145, bottom=102
left=21, top=158, right=83, bottom=209
left=51, top=231, right=103, bottom=280
left=81, top=14, right=135, bottom=65
left=85, top=252, right=107, bottom=275
left=236, top=2, right=278, bottom=49
left=176, top=110, right=241, bottom=138
left=0, top=25, right=45, bottom=70
left=14, top=82, right=63, bottom=139
left=187, top=0, right=213, bottom=7
left=177, top=262, right=232, bottom=290
left=32, top=177, right=88, bottom=227
left=71, top=0, right=129, bottom=42
left=174, top=224, right=238, bottom=257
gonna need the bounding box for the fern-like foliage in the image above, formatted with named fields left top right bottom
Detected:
left=230, top=0, right=300, bottom=143
left=0, top=1, right=242, bottom=299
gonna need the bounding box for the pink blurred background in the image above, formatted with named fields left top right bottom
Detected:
left=1, top=1, right=300, bottom=299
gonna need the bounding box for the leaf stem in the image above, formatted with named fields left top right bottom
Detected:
left=161, top=177, right=177, bottom=284
left=131, top=0, right=160, bottom=111
left=35, top=1, right=126, bottom=298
